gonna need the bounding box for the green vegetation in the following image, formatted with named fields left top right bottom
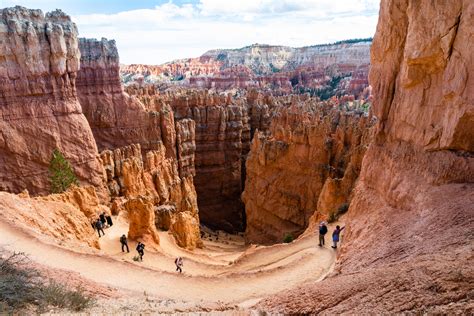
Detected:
left=49, top=148, right=78, bottom=194
left=0, top=252, right=94, bottom=313
left=306, top=37, right=373, bottom=49
left=283, top=233, right=294, bottom=243
left=297, top=75, right=348, bottom=100
left=216, top=53, right=227, bottom=61
left=328, top=203, right=350, bottom=223
left=269, top=63, right=281, bottom=73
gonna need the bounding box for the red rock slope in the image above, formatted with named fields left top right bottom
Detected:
left=257, top=0, right=474, bottom=313
left=0, top=7, right=106, bottom=195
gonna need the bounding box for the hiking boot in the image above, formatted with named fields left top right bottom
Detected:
left=331, top=246, right=337, bottom=249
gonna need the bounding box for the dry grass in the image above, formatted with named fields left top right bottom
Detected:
left=0, top=251, right=95, bottom=313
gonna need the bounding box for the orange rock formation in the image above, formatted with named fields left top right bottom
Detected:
left=243, top=97, right=374, bottom=243
left=258, top=0, right=473, bottom=313
left=0, top=7, right=106, bottom=196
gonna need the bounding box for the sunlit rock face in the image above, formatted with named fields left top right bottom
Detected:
left=243, top=96, right=374, bottom=244
left=258, top=0, right=474, bottom=313
left=77, top=38, right=201, bottom=249
left=0, top=6, right=106, bottom=196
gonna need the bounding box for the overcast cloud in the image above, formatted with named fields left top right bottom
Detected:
left=2, top=0, right=380, bottom=64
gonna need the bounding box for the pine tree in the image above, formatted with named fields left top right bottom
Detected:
left=49, top=148, right=78, bottom=194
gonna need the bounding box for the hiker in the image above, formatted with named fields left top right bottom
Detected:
left=99, top=212, right=106, bottom=227
left=318, top=221, right=328, bottom=247
left=331, top=225, right=345, bottom=249
left=175, top=257, right=183, bottom=273
left=120, top=234, right=129, bottom=253
left=106, top=214, right=113, bottom=227
left=95, top=219, right=105, bottom=237
left=136, top=242, right=145, bottom=261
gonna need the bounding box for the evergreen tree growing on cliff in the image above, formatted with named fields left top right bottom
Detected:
left=49, top=148, right=78, bottom=193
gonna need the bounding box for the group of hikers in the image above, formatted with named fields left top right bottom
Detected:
left=318, top=221, right=345, bottom=249
left=94, top=213, right=342, bottom=275
left=91, top=212, right=113, bottom=238
left=118, top=234, right=145, bottom=261
left=119, top=233, right=184, bottom=273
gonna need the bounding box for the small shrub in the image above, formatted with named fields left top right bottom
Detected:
left=328, top=203, right=350, bottom=223
left=328, top=211, right=338, bottom=223
left=49, top=148, right=78, bottom=194
left=283, top=233, right=294, bottom=243
left=338, top=203, right=349, bottom=215
left=0, top=252, right=94, bottom=313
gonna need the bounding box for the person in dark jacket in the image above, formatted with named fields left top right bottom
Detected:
left=331, top=225, right=345, bottom=249
left=99, top=212, right=106, bottom=227
left=120, top=234, right=129, bottom=252
left=95, top=219, right=105, bottom=237
left=318, top=221, right=328, bottom=246
left=136, top=242, right=145, bottom=261
left=106, top=215, right=113, bottom=227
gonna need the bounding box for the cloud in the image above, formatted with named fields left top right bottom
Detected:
left=71, top=0, right=379, bottom=64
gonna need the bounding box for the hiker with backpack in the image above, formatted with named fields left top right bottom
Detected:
left=120, top=234, right=129, bottom=253
left=95, top=219, right=105, bottom=237
left=175, top=257, right=183, bottom=273
left=318, top=221, right=328, bottom=247
left=99, top=212, right=107, bottom=227
left=136, top=242, right=145, bottom=261
left=106, top=214, right=113, bottom=227
left=331, top=225, right=345, bottom=249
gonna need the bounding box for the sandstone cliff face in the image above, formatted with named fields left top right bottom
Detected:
left=0, top=190, right=100, bottom=249
left=120, top=41, right=371, bottom=100
left=0, top=7, right=105, bottom=196
left=76, top=38, right=201, bottom=249
left=168, top=91, right=249, bottom=232
left=243, top=98, right=373, bottom=243
left=258, top=0, right=474, bottom=313
left=100, top=142, right=200, bottom=249
left=77, top=38, right=164, bottom=153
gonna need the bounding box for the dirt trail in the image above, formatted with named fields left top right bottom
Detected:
left=0, top=215, right=337, bottom=305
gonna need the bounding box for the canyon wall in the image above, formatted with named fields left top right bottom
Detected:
left=77, top=38, right=201, bottom=248
left=0, top=7, right=105, bottom=196
left=243, top=98, right=373, bottom=243
left=125, top=87, right=286, bottom=233
left=258, top=0, right=474, bottom=313
left=77, top=38, right=165, bottom=153
left=166, top=91, right=250, bottom=232
left=120, top=41, right=371, bottom=100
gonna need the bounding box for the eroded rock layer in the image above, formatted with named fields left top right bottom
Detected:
left=243, top=97, right=374, bottom=243
left=121, top=41, right=372, bottom=100
left=258, top=0, right=474, bottom=313
left=77, top=38, right=165, bottom=153
left=0, top=7, right=105, bottom=196
left=167, top=91, right=250, bottom=232
left=77, top=38, right=201, bottom=249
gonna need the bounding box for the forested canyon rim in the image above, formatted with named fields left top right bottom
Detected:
left=0, top=1, right=473, bottom=314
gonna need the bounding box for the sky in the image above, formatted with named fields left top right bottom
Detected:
left=1, top=0, right=380, bottom=65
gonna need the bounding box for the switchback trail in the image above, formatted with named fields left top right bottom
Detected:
left=0, top=215, right=336, bottom=305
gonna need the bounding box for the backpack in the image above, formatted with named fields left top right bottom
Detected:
left=319, top=225, right=328, bottom=235
left=120, top=236, right=126, bottom=243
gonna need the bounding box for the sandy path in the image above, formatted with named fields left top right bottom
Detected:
left=0, top=216, right=336, bottom=305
